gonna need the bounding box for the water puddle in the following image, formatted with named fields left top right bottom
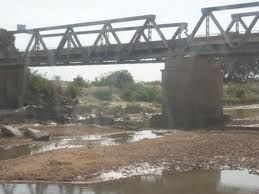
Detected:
left=0, top=130, right=175, bottom=161
left=0, top=170, right=258, bottom=194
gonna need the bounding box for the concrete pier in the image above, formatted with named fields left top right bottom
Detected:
left=0, top=65, right=25, bottom=108
left=162, top=56, right=223, bottom=128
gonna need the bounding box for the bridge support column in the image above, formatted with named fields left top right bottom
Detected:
left=0, top=65, right=25, bottom=109
left=162, top=56, right=223, bottom=128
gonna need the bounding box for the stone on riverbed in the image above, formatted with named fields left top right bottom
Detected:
left=0, top=125, right=23, bottom=137
left=24, top=128, right=50, bottom=141
left=99, top=115, right=115, bottom=126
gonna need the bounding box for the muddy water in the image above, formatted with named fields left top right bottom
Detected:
left=0, top=170, right=259, bottom=194
left=0, top=130, right=175, bottom=161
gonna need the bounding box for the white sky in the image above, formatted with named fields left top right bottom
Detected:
left=1, top=0, right=258, bottom=81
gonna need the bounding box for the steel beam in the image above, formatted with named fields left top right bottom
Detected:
left=202, top=2, right=259, bottom=13
left=232, top=11, right=259, bottom=19
left=247, top=15, right=259, bottom=33
left=12, top=15, right=156, bottom=34
left=36, top=23, right=188, bottom=38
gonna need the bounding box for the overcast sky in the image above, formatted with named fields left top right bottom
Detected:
left=1, top=0, right=257, bottom=81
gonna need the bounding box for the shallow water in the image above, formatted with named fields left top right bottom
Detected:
left=0, top=170, right=258, bottom=194
left=0, top=130, right=175, bottom=161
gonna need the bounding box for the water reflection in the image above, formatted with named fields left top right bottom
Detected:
left=0, top=130, right=175, bottom=161
left=0, top=170, right=258, bottom=194
left=219, top=170, right=259, bottom=193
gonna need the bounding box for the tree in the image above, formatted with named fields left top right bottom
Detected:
left=26, top=70, right=53, bottom=101
left=92, top=70, right=134, bottom=89
left=224, top=56, right=259, bottom=82
left=73, top=75, right=89, bottom=87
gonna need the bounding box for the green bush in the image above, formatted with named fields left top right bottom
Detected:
left=91, top=70, right=162, bottom=103
left=225, top=83, right=248, bottom=100
left=92, top=88, right=113, bottom=101
left=91, top=70, right=134, bottom=89
left=66, top=83, right=80, bottom=99
left=26, top=70, right=54, bottom=102
left=121, top=82, right=161, bottom=103
left=223, top=82, right=259, bottom=105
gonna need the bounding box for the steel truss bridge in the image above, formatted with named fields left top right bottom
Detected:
left=5, top=2, right=259, bottom=66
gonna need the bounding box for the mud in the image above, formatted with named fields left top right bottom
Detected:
left=0, top=129, right=259, bottom=183
left=0, top=125, right=175, bottom=161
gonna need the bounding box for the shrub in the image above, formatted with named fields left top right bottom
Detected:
left=92, top=70, right=134, bottom=89
left=225, top=83, right=248, bottom=100
left=91, top=70, right=162, bottom=103
left=26, top=70, right=54, bottom=102
left=92, top=88, right=112, bottom=101
left=121, top=82, right=161, bottom=103
left=223, top=82, right=259, bottom=105
left=66, top=83, right=80, bottom=99
left=73, top=75, right=90, bottom=87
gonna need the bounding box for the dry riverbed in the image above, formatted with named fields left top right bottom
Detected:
left=0, top=128, right=259, bottom=183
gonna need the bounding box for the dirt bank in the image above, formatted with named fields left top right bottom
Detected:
left=0, top=129, right=259, bottom=182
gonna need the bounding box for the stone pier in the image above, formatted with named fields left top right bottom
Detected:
left=0, top=65, right=25, bottom=109
left=162, top=56, right=223, bottom=128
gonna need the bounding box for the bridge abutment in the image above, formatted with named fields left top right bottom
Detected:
left=0, top=65, right=25, bottom=109
left=162, top=56, right=224, bottom=128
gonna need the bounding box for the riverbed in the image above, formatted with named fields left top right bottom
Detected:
left=0, top=129, right=176, bottom=161
left=0, top=104, right=259, bottom=192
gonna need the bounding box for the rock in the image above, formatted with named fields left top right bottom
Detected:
left=24, top=128, right=50, bottom=141
left=0, top=125, right=23, bottom=137
left=150, top=114, right=168, bottom=128
left=125, top=104, right=143, bottom=114
left=99, top=115, right=115, bottom=126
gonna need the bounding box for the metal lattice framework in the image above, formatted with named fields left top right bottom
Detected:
left=227, top=11, right=259, bottom=34
left=190, top=2, right=259, bottom=38
left=13, top=15, right=188, bottom=66
left=5, top=1, right=259, bottom=66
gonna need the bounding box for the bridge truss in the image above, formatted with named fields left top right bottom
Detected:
left=6, top=2, right=259, bottom=66
left=12, top=15, right=188, bottom=66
